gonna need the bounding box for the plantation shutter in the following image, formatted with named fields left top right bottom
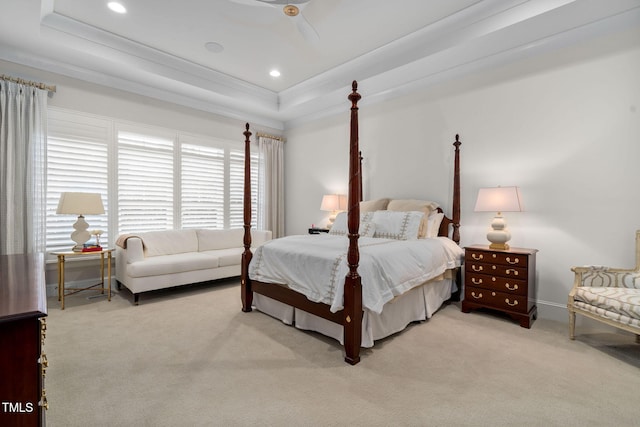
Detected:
left=229, top=147, right=258, bottom=229
left=46, top=110, right=109, bottom=253
left=181, top=142, right=225, bottom=229
left=118, top=131, right=174, bottom=233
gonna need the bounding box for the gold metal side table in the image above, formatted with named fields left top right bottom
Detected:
left=52, top=249, right=113, bottom=310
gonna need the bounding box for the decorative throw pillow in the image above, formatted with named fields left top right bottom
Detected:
left=426, top=212, right=445, bottom=238
left=328, top=212, right=375, bottom=236
left=371, top=210, right=424, bottom=240
left=359, top=219, right=376, bottom=237
left=387, top=199, right=439, bottom=238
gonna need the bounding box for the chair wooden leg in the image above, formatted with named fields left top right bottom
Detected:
left=635, top=334, right=639, bottom=344
left=569, top=310, right=576, bottom=340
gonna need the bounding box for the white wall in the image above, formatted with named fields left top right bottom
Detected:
left=284, top=27, right=640, bottom=322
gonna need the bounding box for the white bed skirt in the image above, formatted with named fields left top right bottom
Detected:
left=252, top=277, right=455, bottom=348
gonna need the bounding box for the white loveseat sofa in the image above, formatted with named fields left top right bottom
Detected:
left=116, top=228, right=271, bottom=305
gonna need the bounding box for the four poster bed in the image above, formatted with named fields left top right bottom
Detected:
left=241, top=81, right=462, bottom=365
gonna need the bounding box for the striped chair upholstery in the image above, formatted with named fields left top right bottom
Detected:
left=568, top=231, right=640, bottom=343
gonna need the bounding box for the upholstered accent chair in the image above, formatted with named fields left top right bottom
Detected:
left=568, top=230, right=640, bottom=343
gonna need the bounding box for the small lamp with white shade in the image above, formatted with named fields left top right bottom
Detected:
left=474, top=186, right=523, bottom=250
left=320, top=194, right=347, bottom=229
left=56, top=192, right=105, bottom=251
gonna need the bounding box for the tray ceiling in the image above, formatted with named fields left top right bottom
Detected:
left=1, top=0, right=639, bottom=129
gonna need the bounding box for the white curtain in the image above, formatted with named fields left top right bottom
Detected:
left=0, top=80, right=48, bottom=255
left=257, top=136, right=284, bottom=238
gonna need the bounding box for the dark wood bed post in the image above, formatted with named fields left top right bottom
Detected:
left=241, top=123, right=253, bottom=313
left=450, top=134, right=462, bottom=301
left=343, top=81, right=363, bottom=365
left=452, top=134, right=461, bottom=244
left=359, top=151, right=363, bottom=202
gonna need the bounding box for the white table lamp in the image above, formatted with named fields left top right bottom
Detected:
left=320, top=194, right=347, bottom=229
left=56, top=192, right=105, bottom=251
left=474, top=186, right=523, bottom=250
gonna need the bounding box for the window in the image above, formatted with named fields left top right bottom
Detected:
left=181, top=142, right=224, bottom=229
left=117, top=130, right=174, bottom=234
left=46, top=110, right=110, bottom=253
left=229, top=147, right=259, bottom=229
left=45, top=108, right=260, bottom=254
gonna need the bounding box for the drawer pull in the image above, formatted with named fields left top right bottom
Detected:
left=505, top=299, right=519, bottom=307
left=505, top=269, right=519, bottom=276
left=471, top=278, right=483, bottom=285
left=471, top=291, right=483, bottom=299
left=40, top=389, right=49, bottom=410
left=471, top=253, right=484, bottom=260
left=506, top=257, right=519, bottom=265
left=505, top=283, right=519, bottom=291
left=472, top=265, right=483, bottom=272
left=40, top=353, right=48, bottom=368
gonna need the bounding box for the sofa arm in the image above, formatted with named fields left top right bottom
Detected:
left=120, top=237, right=145, bottom=263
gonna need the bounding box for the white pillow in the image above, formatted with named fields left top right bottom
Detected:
left=328, top=212, right=375, bottom=237
left=359, top=219, right=376, bottom=237
left=387, top=199, right=439, bottom=238
left=371, top=210, right=424, bottom=240
left=426, top=212, right=445, bottom=238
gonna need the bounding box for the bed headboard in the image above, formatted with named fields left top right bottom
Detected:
left=358, top=135, right=461, bottom=244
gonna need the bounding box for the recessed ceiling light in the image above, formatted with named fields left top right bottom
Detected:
left=204, top=42, right=224, bottom=53
left=107, top=2, right=127, bottom=14
left=270, top=70, right=281, bottom=78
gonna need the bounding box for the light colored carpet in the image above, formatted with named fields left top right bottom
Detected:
left=44, top=280, right=640, bottom=426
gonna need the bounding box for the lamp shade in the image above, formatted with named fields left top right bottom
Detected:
left=56, top=192, right=105, bottom=215
left=320, top=194, right=347, bottom=212
left=474, top=186, right=523, bottom=213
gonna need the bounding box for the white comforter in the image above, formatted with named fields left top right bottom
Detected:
left=249, top=235, right=464, bottom=314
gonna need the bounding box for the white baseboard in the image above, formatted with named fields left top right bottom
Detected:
left=536, top=299, right=568, bottom=322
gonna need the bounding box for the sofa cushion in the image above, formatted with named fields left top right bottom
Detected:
left=128, top=252, right=219, bottom=278
left=202, top=248, right=243, bottom=267
left=197, top=229, right=244, bottom=251
left=574, top=287, right=640, bottom=327
left=140, top=229, right=199, bottom=257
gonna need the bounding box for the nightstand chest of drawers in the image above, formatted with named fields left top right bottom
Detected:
left=461, top=245, right=538, bottom=328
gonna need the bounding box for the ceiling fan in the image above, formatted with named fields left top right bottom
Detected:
left=230, top=0, right=320, bottom=44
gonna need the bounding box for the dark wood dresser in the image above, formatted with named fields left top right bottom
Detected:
left=461, top=245, right=537, bottom=328
left=0, top=253, right=48, bottom=426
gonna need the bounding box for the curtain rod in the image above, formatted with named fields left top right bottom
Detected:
left=256, top=132, right=286, bottom=142
left=1, top=74, right=57, bottom=93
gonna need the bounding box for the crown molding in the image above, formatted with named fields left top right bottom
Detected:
left=2, top=1, right=636, bottom=131
left=280, top=1, right=640, bottom=129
